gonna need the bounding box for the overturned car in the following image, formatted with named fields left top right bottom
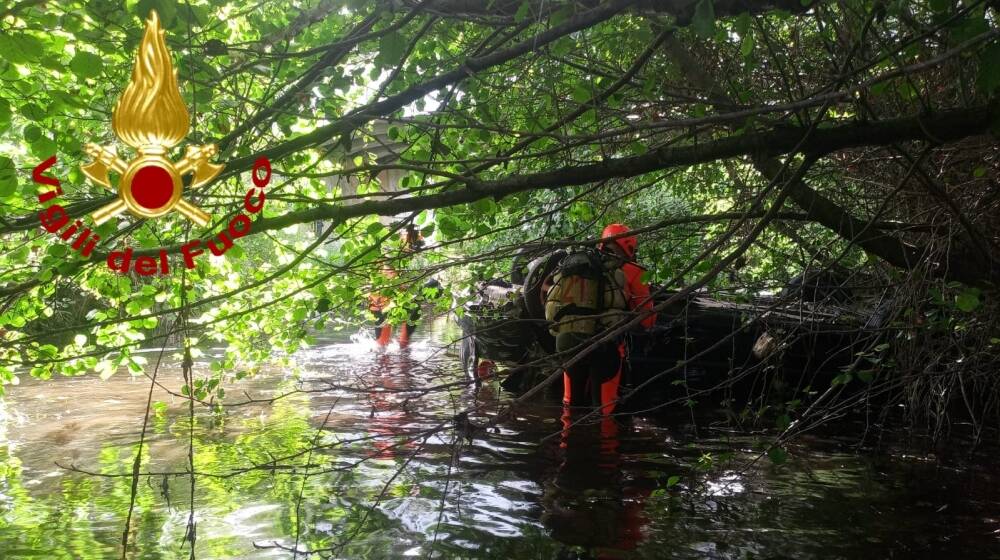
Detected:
left=457, top=249, right=892, bottom=408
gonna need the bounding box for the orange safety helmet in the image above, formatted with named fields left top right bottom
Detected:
left=600, top=223, right=637, bottom=259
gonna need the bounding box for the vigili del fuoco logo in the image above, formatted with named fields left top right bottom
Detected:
left=30, top=10, right=271, bottom=276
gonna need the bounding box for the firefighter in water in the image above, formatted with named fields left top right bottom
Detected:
left=367, top=226, right=427, bottom=347
left=367, top=262, right=442, bottom=348
left=545, top=223, right=656, bottom=417
left=368, top=265, right=412, bottom=347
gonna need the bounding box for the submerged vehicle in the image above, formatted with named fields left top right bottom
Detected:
left=458, top=249, right=890, bottom=408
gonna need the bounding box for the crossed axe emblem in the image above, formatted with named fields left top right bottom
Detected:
left=82, top=143, right=222, bottom=227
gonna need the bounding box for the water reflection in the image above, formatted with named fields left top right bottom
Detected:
left=539, top=412, right=653, bottom=559
left=0, top=319, right=998, bottom=558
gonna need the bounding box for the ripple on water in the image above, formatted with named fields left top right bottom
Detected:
left=1, top=321, right=1000, bottom=559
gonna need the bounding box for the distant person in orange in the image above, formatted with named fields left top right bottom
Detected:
left=368, top=224, right=426, bottom=347
left=368, top=265, right=411, bottom=347
left=367, top=223, right=441, bottom=348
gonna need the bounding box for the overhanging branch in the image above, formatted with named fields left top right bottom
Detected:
left=201, top=105, right=997, bottom=248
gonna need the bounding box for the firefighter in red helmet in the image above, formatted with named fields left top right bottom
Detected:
left=546, top=223, right=656, bottom=417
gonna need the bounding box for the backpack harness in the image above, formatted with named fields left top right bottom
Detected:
left=544, top=248, right=628, bottom=339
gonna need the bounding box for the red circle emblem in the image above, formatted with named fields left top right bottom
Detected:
left=131, top=165, right=174, bottom=210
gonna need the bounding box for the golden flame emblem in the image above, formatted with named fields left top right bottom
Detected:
left=81, top=10, right=222, bottom=227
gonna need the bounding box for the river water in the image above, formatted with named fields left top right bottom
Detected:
left=1, top=319, right=998, bottom=559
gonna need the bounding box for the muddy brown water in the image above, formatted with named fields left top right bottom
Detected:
left=0, top=319, right=998, bottom=559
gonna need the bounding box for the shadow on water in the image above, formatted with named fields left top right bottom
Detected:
left=0, top=318, right=999, bottom=558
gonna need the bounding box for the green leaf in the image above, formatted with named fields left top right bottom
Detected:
left=20, top=103, right=46, bottom=121
left=734, top=12, right=751, bottom=36
left=437, top=215, right=461, bottom=238
left=831, top=371, right=852, bottom=386
left=571, top=83, right=591, bottom=104
left=740, top=35, right=755, bottom=60
left=153, top=401, right=168, bottom=418
left=949, top=11, right=989, bottom=44
left=514, top=1, right=533, bottom=22
left=0, top=157, right=17, bottom=198
left=30, top=136, right=57, bottom=159
left=227, top=243, right=244, bottom=259
left=955, top=288, right=981, bottom=312
left=629, top=141, right=648, bottom=155
left=379, top=31, right=407, bottom=64
left=0, top=33, right=45, bottom=64
left=550, top=5, right=574, bottom=26
left=691, top=0, right=716, bottom=38
left=666, top=475, right=680, bottom=487
left=471, top=197, right=496, bottom=214
left=194, top=87, right=212, bottom=105
left=10, top=246, right=29, bottom=263
left=24, top=124, right=42, bottom=143
left=70, top=51, right=103, bottom=79
left=136, top=0, right=177, bottom=28
left=179, top=2, right=207, bottom=26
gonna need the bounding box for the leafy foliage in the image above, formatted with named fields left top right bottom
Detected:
left=0, top=1, right=996, bottom=442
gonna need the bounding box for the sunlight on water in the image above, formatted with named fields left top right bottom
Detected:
left=705, top=473, right=745, bottom=497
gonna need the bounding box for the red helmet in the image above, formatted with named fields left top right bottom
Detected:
left=600, top=223, right=637, bottom=258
